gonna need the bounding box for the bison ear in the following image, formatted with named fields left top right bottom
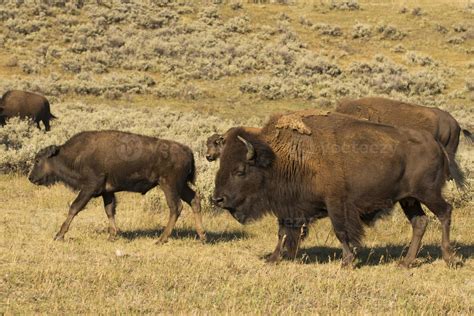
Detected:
left=43, top=145, right=60, bottom=158
left=255, top=148, right=274, bottom=168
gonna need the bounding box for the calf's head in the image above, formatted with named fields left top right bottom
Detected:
left=212, top=132, right=275, bottom=224
left=206, top=133, right=224, bottom=161
left=28, top=145, right=60, bottom=186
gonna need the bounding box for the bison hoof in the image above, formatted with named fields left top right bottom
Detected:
left=156, top=237, right=168, bottom=245
left=199, top=234, right=207, bottom=244
left=397, top=260, right=412, bottom=269
left=265, top=255, right=281, bottom=264
left=445, top=255, right=463, bottom=268
left=54, top=234, right=64, bottom=241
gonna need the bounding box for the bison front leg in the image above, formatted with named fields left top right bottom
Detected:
left=54, top=190, right=93, bottom=240
left=156, top=184, right=183, bottom=244
left=181, top=184, right=207, bottom=243
left=284, top=226, right=303, bottom=260
left=103, top=192, right=119, bottom=240
left=266, top=222, right=287, bottom=263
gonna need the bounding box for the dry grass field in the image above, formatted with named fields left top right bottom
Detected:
left=1, top=0, right=473, bottom=314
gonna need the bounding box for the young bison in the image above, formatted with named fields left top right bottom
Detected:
left=28, top=130, right=206, bottom=243
left=0, top=90, right=56, bottom=131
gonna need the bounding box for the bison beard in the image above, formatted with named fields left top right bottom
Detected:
left=28, top=130, right=206, bottom=243
left=213, top=113, right=463, bottom=267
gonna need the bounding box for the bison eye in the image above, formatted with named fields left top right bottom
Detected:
left=233, top=165, right=246, bottom=177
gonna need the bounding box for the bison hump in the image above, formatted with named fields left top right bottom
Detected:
left=275, top=113, right=311, bottom=135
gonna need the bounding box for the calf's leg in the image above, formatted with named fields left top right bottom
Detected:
left=156, top=183, right=183, bottom=244
left=43, top=119, right=51, bottom=132
left=399, top=198, right=428, bottom=268
left=55, top=190, right=93, bottom=240
left=180, top=184, right=206, bottom=242
left=103, top=192, right=118, bottom=240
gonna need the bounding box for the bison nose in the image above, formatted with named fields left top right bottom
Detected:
left=212, top=196, right=226, bottom=207
left=206, top=154, right=214, bottom=162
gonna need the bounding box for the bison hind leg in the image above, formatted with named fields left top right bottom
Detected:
left=180, top=184, right=206, bottom=243
left=398, top=198, right=428, bottom=268
left=422, top=196, right=461, bottom=267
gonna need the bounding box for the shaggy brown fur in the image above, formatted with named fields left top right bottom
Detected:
left=335, top=97, right=472, bottom=167
left=28, top=130, right=206, bottom=243
left=274, top=108, right=330, bottom=135
left=213, top=113, right=463, bottom=267
left=0, top=90, right=56, bottom=131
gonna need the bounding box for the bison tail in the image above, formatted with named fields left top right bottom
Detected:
left=462, top=129, right=473, bottom=144
left=187, top=153, right=197, bottom=185
left=50, top=113, right=58, bottom=120
left=438, top=141, right=466, bottom=190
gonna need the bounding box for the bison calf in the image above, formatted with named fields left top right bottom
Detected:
left=28, top=130, right=206, bottom=243
left=0, top=90, right=56, bottom=131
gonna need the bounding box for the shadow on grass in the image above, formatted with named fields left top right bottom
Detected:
left=270, top=243, right=474, bottom=267
left=119, top=227, right=249, bottom=244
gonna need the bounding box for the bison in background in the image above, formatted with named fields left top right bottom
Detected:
left=213, top=113, right=464, bottom=267
left=206, top=126, right=261, bottom=162
left=28, top=130, right=206, bottom=243
left=0, top=90, right=56, bottom=131
left=335, top=97, right=473, bottom=165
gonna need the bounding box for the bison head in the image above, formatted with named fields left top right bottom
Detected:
left=28, top=145, right=60, bottom=186
left=206, top=133, right=224, bottom=161
left=212, top=130, right=275, bottom=224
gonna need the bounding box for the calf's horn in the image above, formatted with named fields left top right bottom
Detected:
left=237, top=135, right=255, bottom=161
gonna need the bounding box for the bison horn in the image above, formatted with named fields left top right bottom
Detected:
left=237, top=136, right=255, bottom=161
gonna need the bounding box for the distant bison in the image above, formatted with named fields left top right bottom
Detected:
left=213, top=113, right=464, bottom=267
left=335, top=97, right=473, bottom=164
left=206, top=127, right=261, bottom=162
left=28, top=130, right=206, bottom=243
left=0, top=90, right=56, bottom=131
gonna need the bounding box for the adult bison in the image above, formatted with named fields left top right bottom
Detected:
left=0, top=90, right=56, bottom=131
left=335, top=97, right=473, bottom=163
left=213, top=113, right=464, bottom=267
left=28, top=130, right=206, bottom=243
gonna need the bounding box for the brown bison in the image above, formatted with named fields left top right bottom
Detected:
left=28, top=130, right=206, bottom=243
left=206, top=127, right=261, bottom=162
left=213, top=113, right=464, bottom=267
left=335, top=97, right=473, bottom=163
left=0, top=90, right=56, bottom=131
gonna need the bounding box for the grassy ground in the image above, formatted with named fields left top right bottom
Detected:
left=1, top=0, right=473, bottom=314
left=1, top=173, right=473, bottom=314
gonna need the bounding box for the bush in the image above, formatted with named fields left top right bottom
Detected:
left=312, top=23, right=343, bottom=36
left=405, top=51, right=438, bottom=67
left=376, top=24, right=406, bottom=40
left=329, top=0, right=360, bottom=11
left=352, top=23, right=372, bottom=39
